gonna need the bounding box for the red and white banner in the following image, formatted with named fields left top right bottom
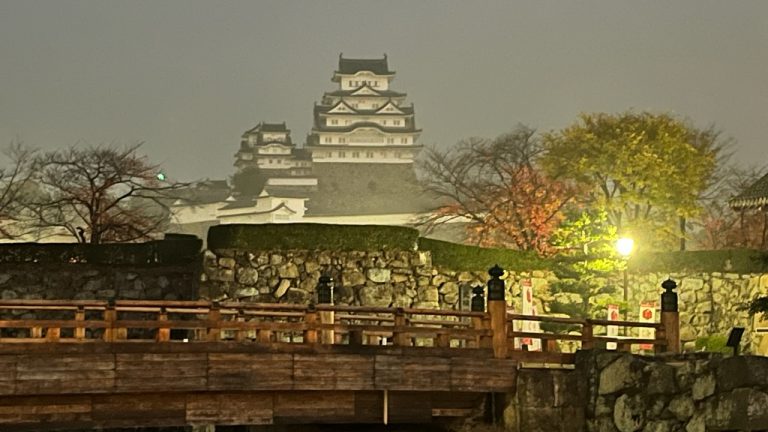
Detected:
left=514, top=279, right=541, bottom=351
left=639, top=301, right=657, bottom=350
left=606, top=304, right=620, bottom=350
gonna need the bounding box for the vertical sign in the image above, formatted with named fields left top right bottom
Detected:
left=606, top=304, right=620, bottom=350
left=639, top=301, right=657, bottom=351
left=530, top=303, right=542, bottom=351
left=515, top=279, right=535, bottom=350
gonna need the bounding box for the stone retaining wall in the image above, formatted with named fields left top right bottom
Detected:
left=579, top=351, right=768, bottom=432
left=202, top=247, right=768, bottom=353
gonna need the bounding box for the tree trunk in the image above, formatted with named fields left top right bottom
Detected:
left=679, top=216, right=686, bottom=251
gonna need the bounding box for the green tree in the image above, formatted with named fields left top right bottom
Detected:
left=232, top=166, right=267, bottom=196
left=542, top=112, right=723, bottom=250
left=548, top=210, right=624, bottom=322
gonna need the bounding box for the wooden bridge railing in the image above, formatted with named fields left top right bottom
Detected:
left=507, top=313, right=666, bottom=355
left=0, top=297, right=676, bottom=363
left=0, top=299, right=491, bottom=349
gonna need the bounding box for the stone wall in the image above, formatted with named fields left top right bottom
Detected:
left=202, top=247, right=768, bottom=353
left=579, top=351, right=768, bottom=432
left=0, top=262, right=200, bottom=303
left=201, top=247, right=560, bottom=311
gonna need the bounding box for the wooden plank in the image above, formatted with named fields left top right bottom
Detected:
left=0, top=356, right=16, bottom=395
left=0, top=395, right=92, bottom=426
left=91, top=393, right=185, bottom=426
left=273, top=391, right=356, bottom=423
left=114, top=352, right=207, bottom=392
left=293, top=354, right=374, bottom=390
left=14, top=354, right=115, bottom=395
left=186, top=392, right=273, bottom=425
left=374, top=355, right=451, bottom=391
left=208, top=353, right=293, bottom=391
left=15, top=354, right=115, bottom=372
left=450, top=357, right=517, bottom=392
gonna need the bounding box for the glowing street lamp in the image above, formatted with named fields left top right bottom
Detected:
left=616, top=237, right=634, bottom=257
left=156, top=172, right=167, bottom=181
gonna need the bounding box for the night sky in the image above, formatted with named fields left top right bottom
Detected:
left=1, top=1, right=766, bottom=181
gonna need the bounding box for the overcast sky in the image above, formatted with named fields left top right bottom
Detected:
left=1, top=1, right=766, bottom=181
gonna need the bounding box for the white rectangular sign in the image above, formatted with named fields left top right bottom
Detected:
left=606, top=304, right=620, bottom=350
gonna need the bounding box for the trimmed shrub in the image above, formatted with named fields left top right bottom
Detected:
left=628, top=249, right=768, bottom=274
left=417, top=237, right=552, bottom=271
left=207, top=223, right=419, bottom=251
left=693, top=335, right=731, bottom=354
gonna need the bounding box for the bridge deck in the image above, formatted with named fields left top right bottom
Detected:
left=0, top=342, right=514, bottom=430
left=0, top=300, right=670, bottom=430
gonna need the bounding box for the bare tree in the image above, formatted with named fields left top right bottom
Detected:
left=24, top=143, right=187, bottom=244
left=0, top=141, right=37, bottom=239
left=418, top=126, right=575, bottom=254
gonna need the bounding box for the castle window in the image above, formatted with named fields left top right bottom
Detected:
left=387, top=138, right=395, bottom=144
left=366, top=151, right=374, bottom=158
left=383, top=120, right=388, bottom=125
left=338, top=151, right=346, bottom=158
left=339, top=137, right=346, bottom=143
left=331, top=119, right=338, bottom=125
left=352, top=152, right=360, bottom=158
left=324, top=137, right=332, bottom=143
left=394, top=120, right=401, bottom=126
left=401, top=138, right=408, bottom=144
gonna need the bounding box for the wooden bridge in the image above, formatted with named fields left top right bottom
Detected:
left=0, top=298, right=677, bottom=431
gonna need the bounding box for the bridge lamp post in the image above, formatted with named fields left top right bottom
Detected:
left=487, top=265, right=507, bottom=359
left=616, top=237, right=634, bottom=302
left=316, top=275, right=334, bottom=345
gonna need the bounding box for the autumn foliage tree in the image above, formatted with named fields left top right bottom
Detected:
left=23, top=143, right=186, bottom=244
left=418, top=126, right=574, bottom=254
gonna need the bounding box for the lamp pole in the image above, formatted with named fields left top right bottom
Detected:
left=616, top=237, right=634, bottom=321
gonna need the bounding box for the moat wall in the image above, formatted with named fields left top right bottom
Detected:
left=202, top=246, right=768, bottom=353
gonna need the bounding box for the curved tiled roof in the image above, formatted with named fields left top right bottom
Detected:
left=335, top=56, right=392, bottom=75
left=730, top=172, right=768, bottom=209
left=312, top=121, right=420, bottom=134
left=314, top=103, right=414, bottom=116
left=325, top=88, right=406, bottom=98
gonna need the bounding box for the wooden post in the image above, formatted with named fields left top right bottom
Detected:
left=487, top=265, right=507, bottom=359
left=317, top=275, right=335, bottom=344
left=45, top=326, right=60, bottom=342
left=234, top=309, right=246, bottom=342
left=103, top=305, right=116, bottom=342
left=436, top=332, right=451, bottom=348
left=74, top=306, right=85, bottom=340
left=471, top=316, right=484, bottom=348
left=207, top=303, right=221, bottom=342
left=661, top=279, right=680, bottom=354
left=392, top=308, right=410, bottom=346
left=582, top=322, right=594, bottom=350
left=157, top=308, right=170, bottom=342
left=257, top=328, right=272, bottom=344
left=480, top=316, right=493, bottom=348
left=654, top=324, right=667, bottom=355
left=304, top=306, right=318, bottom=344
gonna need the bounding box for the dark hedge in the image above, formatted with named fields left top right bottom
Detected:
left=0, top=234, right=201, bottom=265
left=417, top=237, right=553, bottom=272
left=207, top=223, right=420, bottom=251
left=628, top=249, right=768, bottom=274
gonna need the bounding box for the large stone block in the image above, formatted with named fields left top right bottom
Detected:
left=599, top=355, right=643, bottom=395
